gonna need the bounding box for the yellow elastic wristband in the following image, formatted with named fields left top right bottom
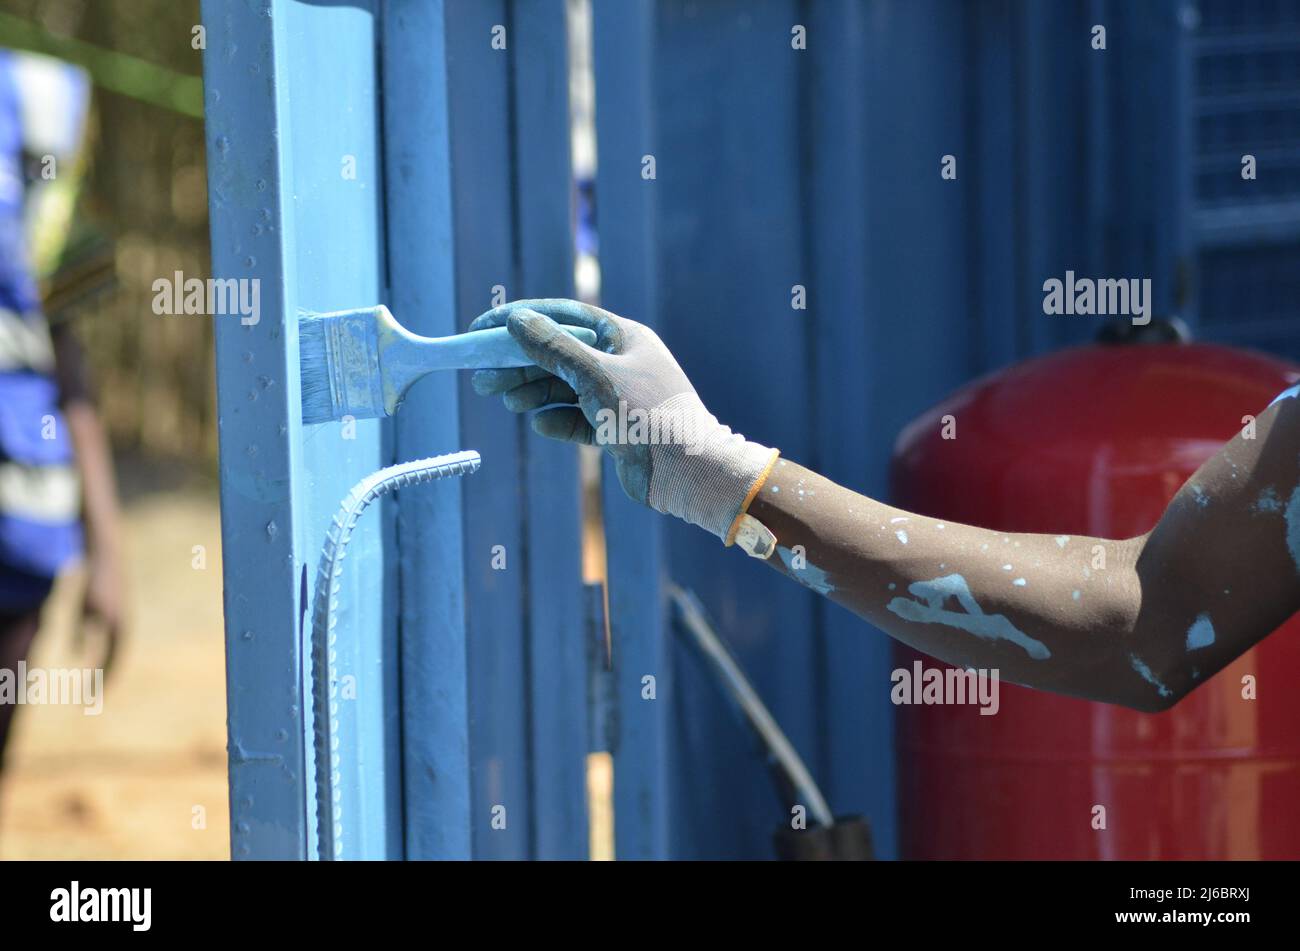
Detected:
left=724, top=448, right=781, bottom=547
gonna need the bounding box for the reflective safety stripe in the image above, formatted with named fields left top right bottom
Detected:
left=0, top=460, right=79, bottom=522
left=0, top=307, right=54, bottom=373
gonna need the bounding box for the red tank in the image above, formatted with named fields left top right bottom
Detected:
left=891, top=342, right=1300, bottom=859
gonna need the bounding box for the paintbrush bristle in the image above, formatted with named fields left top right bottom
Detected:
left=298, top=309, right=387, bottom=425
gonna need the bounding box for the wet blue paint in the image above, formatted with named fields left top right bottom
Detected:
left=776, top=546, right=835, bottom=595
left=1129, top=655, right=1172, bottom=698
left=1185, top=612, right=1215, bottom=651
left=1190, top=484, right=1209, bottom=508
left=1286, top=485, right=1300, bottom=573
left=886, top=574, right=1051, bottom=660
left=1255, top=487, right=1282, bottom=514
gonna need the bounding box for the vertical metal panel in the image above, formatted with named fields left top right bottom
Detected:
left=803, top=0, right=894, bottom=860
left=1097, top=0, right=1192, bottom=325
left=441, top=0, right=534, bottom=859
left=210, top=0, right=585, bottom=862
left=511, top=0, right=590, bottom=860
left=651, top=0, right=815, bottom=860
left=1017, top=0, right=1086, bottom=355
left=440, top=0, right=588, bottom=859
left=591, top=0, right=673, bottom=859
left=203, top=0, right=397, bottom=859
left=381, top=0, right=475, bottom=861
left=1186, top=0, right=1300, bottom=351
left=966, top=0, right=1021, bottom=370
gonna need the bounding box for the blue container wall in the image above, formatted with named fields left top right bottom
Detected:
left=1189, top=0, right=1300, bottom=361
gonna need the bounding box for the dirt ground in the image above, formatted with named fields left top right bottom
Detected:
left=0, top=477, right=229, bottom=860
left=0, top=454, right=614, bottom=860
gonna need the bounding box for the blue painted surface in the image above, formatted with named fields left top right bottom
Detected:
left=510, top=0, right=591, bottom=860
left=203, top=0, right=308, bottom=859
left=592, top=0, right=673, bottom=860
left=208, top=0, right=587, bottom=860
left=203, top=0, right=396, bottom=859
left=1190, top=1, right=1300, bottom=361
left=381, top=0, right=474, bottom=861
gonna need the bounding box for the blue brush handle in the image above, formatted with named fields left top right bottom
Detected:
left=387, top=324, right=596, bottom=370
left=382, top=319, right=597, bottom=413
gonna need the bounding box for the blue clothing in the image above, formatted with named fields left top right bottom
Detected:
left=0, top=50, right=39, bottom=314
left=0, top=50, right=83, bottom=610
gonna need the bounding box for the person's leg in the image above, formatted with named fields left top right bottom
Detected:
left=0, top=607, right=42, bottom=770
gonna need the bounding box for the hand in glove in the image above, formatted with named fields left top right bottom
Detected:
left=470, top=299, right=779, bottom=544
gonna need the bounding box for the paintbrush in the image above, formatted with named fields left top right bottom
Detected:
left=298, top=304, right=597, bottom=425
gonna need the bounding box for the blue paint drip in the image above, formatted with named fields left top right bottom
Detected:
left=1129, top=655, right=1172, bottom=698
left=776, top=546, right=835, bottom=595
left=1185, top=612, right=1215, bottom=651
left=886, top=574, right=1051, bottom=660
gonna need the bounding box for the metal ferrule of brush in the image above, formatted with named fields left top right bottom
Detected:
left=328, top=309, right=387, bottom=420
left=299, top=307, right=389, bottom=424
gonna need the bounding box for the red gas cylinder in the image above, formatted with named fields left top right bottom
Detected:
left=891, top=341, right=1300, bottom=859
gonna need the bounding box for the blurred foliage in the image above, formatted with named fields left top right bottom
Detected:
left=0, top=0, right=214, bottom=464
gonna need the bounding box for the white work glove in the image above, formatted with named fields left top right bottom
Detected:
left=470, top=299, right=779, bottom=543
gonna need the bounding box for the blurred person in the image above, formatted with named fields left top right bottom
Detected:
left=0, top=49, right=122, bottom=771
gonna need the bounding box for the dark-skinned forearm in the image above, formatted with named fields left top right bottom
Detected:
left=747, top=396, right=1300, bottom=712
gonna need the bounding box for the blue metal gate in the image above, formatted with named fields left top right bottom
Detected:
left=204, top=0, right=584, bottom=860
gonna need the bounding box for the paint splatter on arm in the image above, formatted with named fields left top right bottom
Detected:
left=747, top=390, right=1300, bottom=712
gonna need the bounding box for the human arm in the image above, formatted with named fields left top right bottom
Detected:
left=471, top=300, right=1300, bottom=712
left=51, top=323, right=124, bottom=673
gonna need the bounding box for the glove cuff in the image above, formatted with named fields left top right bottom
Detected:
left=645, top=396, right=780, bottom=541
